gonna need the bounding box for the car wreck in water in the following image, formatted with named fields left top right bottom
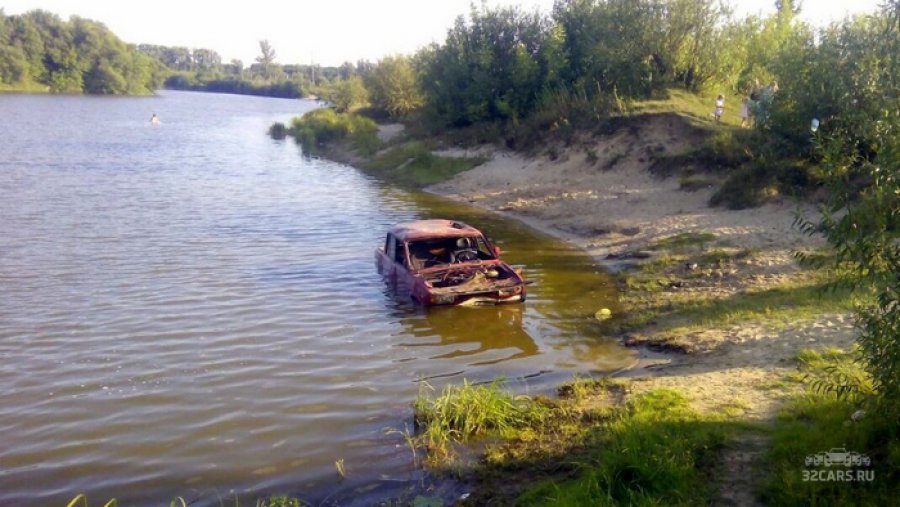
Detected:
left=376, top=220, right=530, bottom=306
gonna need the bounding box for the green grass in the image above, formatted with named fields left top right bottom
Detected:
left=413, top=379, right=550, bottom=464
left=699, top=248, right=734, bottom=267
left=288, top=108, right=381, bottom=156
left=363, top=142, right=487, bottom=187
left=629, top=88, right=743, bottom=128
left=762, top=351, right=897, bottom=506
left=618, top=236, right=856, bottom=346
left=518, top=389, right=733, bottom=506
left=283, top=110, right=485, bottom=187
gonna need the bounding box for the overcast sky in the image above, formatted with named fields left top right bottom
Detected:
left=2, top=0, right=883, bottom=66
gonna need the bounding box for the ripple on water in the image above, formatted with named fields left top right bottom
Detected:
left=0, top=91, right=631, bottom=505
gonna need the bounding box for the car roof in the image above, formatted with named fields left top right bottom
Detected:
left=389, top=219, right=482, bottom=241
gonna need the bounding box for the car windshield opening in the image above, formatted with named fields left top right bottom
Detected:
left=407, top=236, right=495, bottom=270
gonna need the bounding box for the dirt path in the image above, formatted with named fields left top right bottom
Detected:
left=714, top=433, right=769, bottom=507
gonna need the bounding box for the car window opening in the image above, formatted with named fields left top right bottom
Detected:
left=407, top=236, right=496, bottom=271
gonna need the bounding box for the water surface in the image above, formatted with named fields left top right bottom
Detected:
left=0, top=90, right=632, bottom=505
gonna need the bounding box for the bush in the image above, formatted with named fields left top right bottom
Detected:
left=267, top=122, right=287, bottom=140
left=288, top=108, right=379, bottom=154
left=709, top=164, right=777, bottom=209
left=791, top=3, right=899, bottom=410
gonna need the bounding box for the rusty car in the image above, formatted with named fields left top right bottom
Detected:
left=376, top=220, right=529, bottom=306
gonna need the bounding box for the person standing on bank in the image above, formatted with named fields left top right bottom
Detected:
left=739, top=97, right=750, bottom=128
left=714, top=94, right=725, bottom=122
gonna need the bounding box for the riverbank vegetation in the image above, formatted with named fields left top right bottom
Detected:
left=0, top=10, right=164, bottom=94
left=412, top=377, right=739, bottom=504
left=409, top=347, right=899, bottom=505
left=282, top=109, right=487, bottom=187
left=0, top=9, right=357, bottom=98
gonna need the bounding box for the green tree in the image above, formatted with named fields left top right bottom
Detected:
left=192, top=48, right=222, bottom=72
left=256, top=39, right=276, bottom=79
left=419, top=4, right=551, bottom=126
left=794, top=1, right=900, bottom=408
left=1, top=9, right=159, bottom=93
left=330, top=75, right=368, bottom=112
left=365, top=55, right=423, bottom=118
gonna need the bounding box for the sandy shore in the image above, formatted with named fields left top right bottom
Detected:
left=421, top=116, right=854, bottom=421
left=428, top=116, right=824, bottom=259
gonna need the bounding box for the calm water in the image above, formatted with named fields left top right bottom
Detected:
left=0, top=90, right=632, bottom=505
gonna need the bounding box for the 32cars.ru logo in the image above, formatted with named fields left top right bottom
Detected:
left=803, top=448, right=874, bottom=482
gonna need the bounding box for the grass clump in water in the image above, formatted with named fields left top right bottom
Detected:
left=518, top=389, right=731, bottom=506
left=413, top=379, right=549, bottom=463
left=267, top=122, right=288, bottom=140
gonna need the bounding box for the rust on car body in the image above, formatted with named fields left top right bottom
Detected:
left=375, top=219, right=530, bottom=306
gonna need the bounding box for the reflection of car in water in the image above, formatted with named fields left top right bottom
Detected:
left=376, top=220, right=530, bottom=306
left=398, top=304, right=539, bottom=365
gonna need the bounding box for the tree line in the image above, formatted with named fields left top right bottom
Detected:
left=141, top=39, right=377, bottom=99
left=311, top=0, right=813, bottom=133
left=0, top=10, right=361, bottom=98
left=0, top=9, right=164, bottom=94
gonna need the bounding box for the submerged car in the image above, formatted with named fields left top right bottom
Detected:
left=376, top=219, right=529, bottom=306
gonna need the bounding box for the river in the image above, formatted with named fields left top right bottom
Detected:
left=0, top=90, right=633, bottom=505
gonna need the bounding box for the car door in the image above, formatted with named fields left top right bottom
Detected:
left=378, top=233, right=394, bottom=275
left=391, top=237, right=411, bottom=290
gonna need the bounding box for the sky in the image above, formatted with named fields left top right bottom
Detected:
left=1, top=0, right=884, bottom=66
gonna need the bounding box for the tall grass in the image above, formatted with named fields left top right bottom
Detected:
left=413, top=379, right=548, bottom=461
